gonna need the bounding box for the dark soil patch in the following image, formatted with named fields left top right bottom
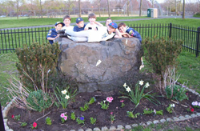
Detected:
left=7, top=90, right=200, bottom=131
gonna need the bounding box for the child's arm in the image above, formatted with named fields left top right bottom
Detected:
left=94, top=21, right=103, bottom=27
left=114, top=29, right=122, bottom=38
left=47, top=35, right=59, bottom=40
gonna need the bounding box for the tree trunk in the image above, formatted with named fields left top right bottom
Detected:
left=40, top=0, right=43, bottom=18
left=139, top=0, right=143, bottom=16
left=98, top=0, right=101, bottom=17
left=79, top=0, right=81, bottom=17
left=152, top=0, right=154, bottom=8
left=127, top=0, right=129, bottom=16
left=17, top=0, right=19, bottom=19
left=107, top=0, right=110, bottom=17
left=182, top=0, right=185, bottom=19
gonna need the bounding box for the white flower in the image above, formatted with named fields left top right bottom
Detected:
left=65, top=95, right=70, bottom=99
left=198, top=103, right=200, bottom=107
left=192, top=101, right=198, bottom=106
left=170, top=104, right=175, bottom=107
left=139, top=80, right=144, bottom=86
left=126, top=87, right=131, bottom=92
left=145, top=82, right=150, bottom=88
left=123, top=83, right=127, bottom=88
left=61, top=89, right=67, bottom=94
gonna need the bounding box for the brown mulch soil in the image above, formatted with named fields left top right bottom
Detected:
left=7, top=89, right=200, bottom=131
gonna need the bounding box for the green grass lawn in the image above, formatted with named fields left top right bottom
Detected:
left=0, top=16, right=148, bottom=29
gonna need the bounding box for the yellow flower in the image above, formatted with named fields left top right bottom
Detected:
left=61, top=89, right=67, bottom=94
left=65, top=95, right=70, bottom=99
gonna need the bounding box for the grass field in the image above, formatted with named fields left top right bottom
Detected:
left=0, top=16, right=148, bottom=29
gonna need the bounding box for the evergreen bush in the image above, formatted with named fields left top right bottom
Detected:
left=15, top=42, right=61, bottom=91
left=143, top=36, right=183, bottom=93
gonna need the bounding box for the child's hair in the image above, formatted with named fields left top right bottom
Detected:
left=88, top=13, right=96, bottom=19
left=105, top=17, right=112, bottom=23
left=63, top=15, right=71, bottom=21
left=118, top=23, right=126, bottom=29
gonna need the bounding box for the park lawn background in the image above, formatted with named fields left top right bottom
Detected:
left=0, top=18, right=200, bottom=107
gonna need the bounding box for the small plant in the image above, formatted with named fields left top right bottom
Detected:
left=31, top=122, right=37, bottom=129
left=154, top=109, right=163, bottom=115
left=88, top=97, right=96, bottom=105
left=192, top=101, right=200, bottom=108
left=21, top=122, right=27, bottom=127
left=70, top=112, right=76, bottom=121
left=100, top=97, right=113, bottom=110
left=127, top=111, right=140, bottom=118
left=26, top=90, right=52, bottom=112
left=121, top=81, right=158, bottom=109
left=120, top=100, right=125, bottom=108
left=11, top=114, right=20, bottom=121
left=166, top=104, right=175, bottom=113
left=165, top=85, right=188, bottom=101
left=45, top=117, right=52, bottom=125
left=80, top=103, right=89, bottom=111
left=143, top=108, right=154, bottom=115
left=76, top=116, right=85, bottom=125
left=110, top=112, right=115, bottom=124
left=60, top=112, right=68, bottom=123
left=54, top=86, right=77, bottom=109
left=187, top=106, right=194, bottom=113
left=90, top=117, right=96, bottom=125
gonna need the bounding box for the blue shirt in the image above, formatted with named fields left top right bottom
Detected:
left=126, top=27, right=142, bottom=43
left=46, top=28, right=57, bottom=44
left=73, top=24, right=86, bottom=32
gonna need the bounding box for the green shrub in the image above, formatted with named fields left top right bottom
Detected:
left=15, top=42, right=61, bottom=91
left=26, top=90, right=52, bottom=112
left=143, top=36, right=183, bottom=93
left=165, top=85, right=188, bottom=101
left=45, top=117, right=52, bottom=125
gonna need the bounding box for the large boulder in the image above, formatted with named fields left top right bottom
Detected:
left=58, top=38, right=143, bottom=92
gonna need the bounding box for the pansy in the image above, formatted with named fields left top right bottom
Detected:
left=32, top=122, right=37, bottom=128
left=80, top=117, right=84, bottom=121
left=120, top=100, right=124, bottom=103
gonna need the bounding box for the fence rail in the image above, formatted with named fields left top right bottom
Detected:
left=0, top=23, right=200, bottom=56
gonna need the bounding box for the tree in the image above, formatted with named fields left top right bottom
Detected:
left=107, top=0, right=110, bottom=17
left=66, top=0, right=75, bottom=15
left=182, top=0, right=185, bottom=19
left=98, top=0, right=101, bottom=17
left=139, top=0, right=143, bottom=16
left=127, top=0, right=130, bottom=16
left=78, top=0, right=81, bottom=17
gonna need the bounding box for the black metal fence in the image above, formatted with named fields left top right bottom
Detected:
left=0, top=23, right=200, bottom=56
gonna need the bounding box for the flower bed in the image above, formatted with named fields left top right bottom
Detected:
left=5, top=86, right=200, bottom=131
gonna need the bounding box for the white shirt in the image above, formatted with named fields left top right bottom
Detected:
left=85, top=23, right=99, bottom=30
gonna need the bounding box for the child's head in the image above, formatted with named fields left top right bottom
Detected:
left=105, top=18, right=112, bottom=27
left=76, top=17, right=84, bottom=28
left=63, top=15, right=71, bottom=27
left=88, top=13, right=96, bottom=24
left=118, top=23, right=126, bottom=33
left=108, top=22, right=118, bottom=33
left=55, top=22, right=64, bottom=31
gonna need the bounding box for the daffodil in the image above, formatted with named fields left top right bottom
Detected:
left=126, top=87, right=131, bottom=92
left=123, top=83, right=127, bottom=88
left=139, top=80, right=144, bottom=86
left=145, top=82, right=150, bottom=88
left=61, top=89, right=67, bottom=95
left=65, top=95, right=70, bottom=99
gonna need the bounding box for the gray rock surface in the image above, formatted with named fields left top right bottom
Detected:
left=58, top=37, right=142, bottom=92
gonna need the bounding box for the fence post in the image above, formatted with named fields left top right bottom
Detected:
left=169, top=23, right=172, bottom=38
left=0, top=103, right=5, bottom=131
left=196, top=27, right=200, bottom=57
